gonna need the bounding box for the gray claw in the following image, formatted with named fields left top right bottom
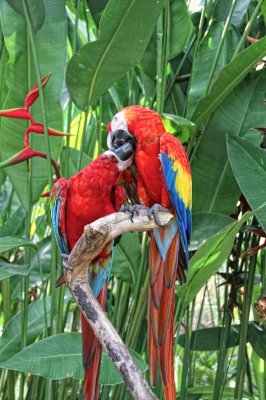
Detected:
left=61, top=253, right=73, bottom=271
left=120, top=204, right=146, bottom=222
left=148, top=204, right=169, bottom=227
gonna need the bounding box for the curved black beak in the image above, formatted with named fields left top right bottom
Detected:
left=114, top=141, right=135, bottom=161
left=109, top=129, right=136, bottom=161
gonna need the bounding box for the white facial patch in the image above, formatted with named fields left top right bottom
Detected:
left=104, top=150, right=134, bottom=171
left=111, top=110, right=128, bottom=132
left=107, top=110, right=129, bottom=150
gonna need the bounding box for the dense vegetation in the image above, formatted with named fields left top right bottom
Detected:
left=0, top=0, right=266, bottom=399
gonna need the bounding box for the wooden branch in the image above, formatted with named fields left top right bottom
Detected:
left=64, top=207, right=173, bottom=400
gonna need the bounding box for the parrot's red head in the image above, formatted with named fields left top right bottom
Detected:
left=107, top=106, right=165, bottom=153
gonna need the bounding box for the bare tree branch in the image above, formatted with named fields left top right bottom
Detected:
left=64, top=207, right=173, bottom=400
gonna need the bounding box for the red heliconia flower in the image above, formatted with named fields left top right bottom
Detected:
left=0, top=108, right=34, bottom=123
left=0, top=146, right=61, bottom=179
left=0, top=74, right=68, bottom=180
left=24, top=123, right=71, bottom=147
left=24, top=73, right=51, bottom=109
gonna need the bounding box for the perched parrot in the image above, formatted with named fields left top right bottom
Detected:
left=51, top=144, right=135, bottom=400
left=107, top=105, right=192, bottom=400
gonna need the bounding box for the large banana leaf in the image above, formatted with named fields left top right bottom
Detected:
left=66, top=0, right=165, bottom=109
left=169, top=0, right=191, bottom=60
left=5, top=0, right=45, bottom=32
left=192, top=70, right=266, bottom=215
left=0, top=0, right=67, bottom=210
left=0, top=332, right=148, bottom=385
left=191, top=36, right=266, bottom=124
left=186, top=22, right=237, bottom=119
left=227, top=136, right=266, bottom=232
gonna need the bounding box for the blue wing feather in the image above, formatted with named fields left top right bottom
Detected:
left=51, top=179, right=70, bottom=255
left=160, top=152, right=191, bottom=266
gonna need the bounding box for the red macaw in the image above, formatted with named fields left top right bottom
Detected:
left=51, top=145, right=135, bottom=400
left=107, top=106, right=192, bottom=400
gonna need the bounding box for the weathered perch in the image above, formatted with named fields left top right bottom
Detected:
left=64, top=207, right=173, bottom=400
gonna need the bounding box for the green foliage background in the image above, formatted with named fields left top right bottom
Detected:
left=0, top=0, right=266, bottom=399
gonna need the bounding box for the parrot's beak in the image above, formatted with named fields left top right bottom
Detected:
left=107, top=129, right=135, bottom=152
left=105, top=133, right=135, bottom=170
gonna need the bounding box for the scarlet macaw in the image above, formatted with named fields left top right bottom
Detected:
left=51, top=144, right=135, bottom=400
left=107, top=105, right=192, bottom=400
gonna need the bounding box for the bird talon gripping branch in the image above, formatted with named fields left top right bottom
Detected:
left=120, top=204, right=147, bottom=222
left=147, top=204, right=170, bottom=227
left=61, top=253, right=72, bottom=271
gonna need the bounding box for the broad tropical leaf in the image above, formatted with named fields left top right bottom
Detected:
left=192, top=70, right=266, bottom=215
left=66, top=0, right=165, bottom=109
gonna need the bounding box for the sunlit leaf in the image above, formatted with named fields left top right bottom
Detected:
left=66, top=0, right=165, bottom=109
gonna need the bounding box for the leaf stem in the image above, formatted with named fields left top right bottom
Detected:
left=205, top=0, right=238, bottom=96
left=234, top=232, right=259, bottom=399
left=232, top=0, right=265, bottom=59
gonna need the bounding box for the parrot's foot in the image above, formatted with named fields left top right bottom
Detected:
left=61, top=253, right=73, bottom=271
left=148, top=204, right=169, bottom=227
left=120, top=204, right=147, bottom=222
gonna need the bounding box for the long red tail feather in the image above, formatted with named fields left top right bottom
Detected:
left=82, top=283, right=108, bottom=400
left=149, top=234, right=178, bottom=400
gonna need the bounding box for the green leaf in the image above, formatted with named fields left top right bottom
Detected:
left=66, top=0, right=165, bottom=109
left=192, top=36, right=266, bottom=125
left=178, top=325, right=241, bottom=351
left=162, top=113, right=197, bottom=143
left=190, top=213, right=233, bottom=250
left=251, top=351, right=266, bottom=399
left=0, top=332, right=148, bottom=385
left=28, top=237, right=52, bottom=285
left=112, top=233, right=141, bottom=284
left=86, top=0, right=108, bottom=27
left=0, top=259, right=30, bottom=280
left=0, top=297, right=51, bottom=363
left=248, top=322, right=266, bottom=361
left=0, top=190, right=7, bottom=214
left=227, top=136, right=266, bottom=232
left=0, top=0, right=67, bottom=210
left=0, top=236, right=33, bottom=253
left=5, top=0, right=45, bottom=32
left=186, top=22, right=227, bottom=119
left=60, top=147, right=92, bottom=178
left=99, top=348, right=148, bottom=385
left=214, top=0, right=250, bottom=27
left=192, top=70, right=266, bottom=214
left=177, top=209, right=257, bottom=307
left=0, top=332, right=83, bottom=379
left=169, top=0, right=191, bottom=60
left=0, top=206, right=25, bottom=237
